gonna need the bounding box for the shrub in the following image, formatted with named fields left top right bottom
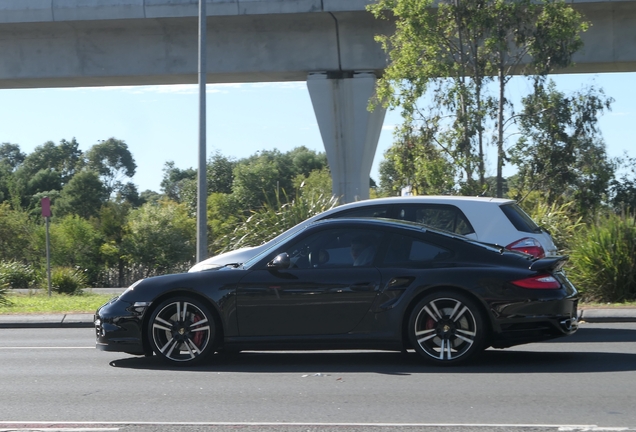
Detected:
left=51, top=267, right=88, bottom=295
left=0, top=261, right=39, bottom=289
left=519, top=198, right=583, bottom=253
left=219, top=192, right=339, bottom=253
left=567, top=211, right=636, bottom=302
left=0, top=280, right=9, bottom=306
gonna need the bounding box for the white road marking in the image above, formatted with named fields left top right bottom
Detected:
left=0, top=422, right=632, bottom=430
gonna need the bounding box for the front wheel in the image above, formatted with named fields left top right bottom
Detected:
left=147, top=297, right=217, bottom=366
left=408, top=292, right=486, bottom=365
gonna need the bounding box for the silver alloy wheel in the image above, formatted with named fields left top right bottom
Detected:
left=150, top=299, right=213, bottom=363
left=412, top=296, right=479, bottom=362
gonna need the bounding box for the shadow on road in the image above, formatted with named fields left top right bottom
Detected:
left=108, top=347, right=636, bottom=375
left=545, top=325, right=636, bottom=343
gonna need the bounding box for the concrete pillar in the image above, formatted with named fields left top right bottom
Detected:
left=307, top=71, right=387, bottom=203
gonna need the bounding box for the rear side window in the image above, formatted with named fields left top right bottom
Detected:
left=499, top=203, right=540, bottom=233
left=413, top=205, right=474, bottom=236
left=382, top=234, right=452, bottom=267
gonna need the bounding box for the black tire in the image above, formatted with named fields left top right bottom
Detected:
left=408, top=291, right=486, bottom=365
left=147, top=296, right=217, bottom=366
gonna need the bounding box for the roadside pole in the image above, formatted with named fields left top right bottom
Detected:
left=41, top=197, right=52, bottom=297
left=196, top=0, right=208, bottom=263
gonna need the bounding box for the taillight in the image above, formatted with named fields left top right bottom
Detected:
left=511, top=274, right=561, bottom=289
left=506, top=237, right=545, bottom=258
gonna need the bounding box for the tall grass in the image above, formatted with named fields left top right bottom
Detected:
left=568, top=211, right=636, bottom=302
left=217, top=192, right=339, bottom=253
left=522, top=200, right=583, bottom=253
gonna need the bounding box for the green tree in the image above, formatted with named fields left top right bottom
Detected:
left=0, top=143, right=25, bottom=171
left=160, top=161, right=196, bottom=203
left=84, top=138, right=137, bottom=195
left=207, top=152, right=236, bottom=195
left=96, top=200, right=132, bottom=287
left=293, top=167, right=333, bottom=200
left=509, top=81, right=614, bottom=217
left=232, top=156, right=282, bottom=210
left=31, top=214, right=104, bottom=285
left=0, top=202, right=39, bottom=263
left=379, top=126, right=456, bottom=196
left=11, top=139, right=83, bottom=208
left=207, top=192, right=242, bottom=255
left=122, top=200, right=196, bottom=275
left=609, top=153, right=636, bottom=212
left=369, top=0, right=588, bottom=197
left=0, top=143, right=26, bottom=203
left=486, top=0, right=587, bottom=197
left=55, top=170, right=109, bottom=219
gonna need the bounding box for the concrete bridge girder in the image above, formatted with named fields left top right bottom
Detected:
left=307, top=71, right=386, bottom=203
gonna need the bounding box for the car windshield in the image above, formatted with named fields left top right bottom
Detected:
left=242, top=226, right=308, bottom=269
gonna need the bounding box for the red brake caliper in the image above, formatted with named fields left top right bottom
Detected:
left=192, top=314, right=204, bottom=348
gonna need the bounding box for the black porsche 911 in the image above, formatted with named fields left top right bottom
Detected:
left=95, top=218, right=579, bottom=366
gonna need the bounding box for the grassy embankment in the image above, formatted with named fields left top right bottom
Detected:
left=0, top=291, right=114, bottom=314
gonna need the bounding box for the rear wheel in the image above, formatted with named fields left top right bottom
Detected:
left=147, top=297, right=217, bottom=365
left=408, top=292, right=485, bottom=365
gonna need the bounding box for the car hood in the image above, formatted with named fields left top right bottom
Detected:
left=188, top=246, right=259, bottom=272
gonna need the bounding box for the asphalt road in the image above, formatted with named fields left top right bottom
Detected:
left=1, top=323, right=636, bottom=431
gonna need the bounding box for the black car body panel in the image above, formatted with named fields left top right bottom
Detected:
left=95, top=218, right=579, bottom=364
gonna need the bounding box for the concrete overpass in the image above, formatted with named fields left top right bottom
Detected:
left=1, top=0, right=635, bottom=202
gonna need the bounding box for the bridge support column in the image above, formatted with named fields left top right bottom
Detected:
left=307, top=71, right=387, bottom=204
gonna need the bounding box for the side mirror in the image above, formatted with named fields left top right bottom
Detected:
left=267, top=253, right=291, bottom=270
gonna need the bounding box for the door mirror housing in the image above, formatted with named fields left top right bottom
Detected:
left=268, top=253, right=291, bottom=270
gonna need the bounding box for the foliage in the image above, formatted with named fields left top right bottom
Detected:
left=122, top=200, right=196, bottom=275
left=510, top=81, right=615, bottom=217
left=161, top=161, right=197, bottom=203
left=517, top=195, right=583, bottom=253
left=0, top=261, right=39, bottom=289
left=379, top=126, right=457, bottom=196
left=368, top=0, right=588, bottom=197
left=0, top=202, right=40, bottom=263
left=232, top=147, right=328, bottom=211
left=609, top=153, right=636, bottom=212
left=84, top=138, right=137, bottom=196
left=0, top=280, right=8, bottom=306
left=293, top=168, right=333, bottom=199
left=55, top=169, right=109, bottom=219
left=219, top=192, right=339, bottom=253
left=51, top=267, right=88, bottom=295
left=30, top=214, right=104, bottom=285
left=207, top=152, right=236, bottom=195
left=95, top=200, right=132, bottom=287
left=207, top=192, right=242, bottom=255
left=567, top=211, right=636, bottom=302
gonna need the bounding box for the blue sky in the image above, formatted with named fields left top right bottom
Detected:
left=1, top=72, right=634, bottom=194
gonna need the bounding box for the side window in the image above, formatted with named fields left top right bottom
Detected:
left=282, top=228, right=383, bottom=269
left=413, top=205, right=474, bottom=236
left=382, top=234, right=452, bottom=267
left=328, top=206, right=390, bottom=219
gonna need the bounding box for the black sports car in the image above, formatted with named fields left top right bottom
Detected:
left=95, top=218, right=579, bottom=366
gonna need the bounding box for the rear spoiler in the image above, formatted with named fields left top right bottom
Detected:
left=529, top=255, right=569, bottom=272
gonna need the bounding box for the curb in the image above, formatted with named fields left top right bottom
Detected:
left=0, top=313, right=95, bottom=329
